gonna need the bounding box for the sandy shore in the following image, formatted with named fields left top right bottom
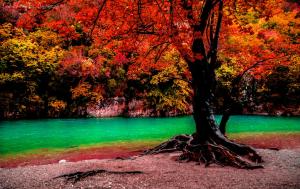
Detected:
left=1, top=148, right=300, bottom=189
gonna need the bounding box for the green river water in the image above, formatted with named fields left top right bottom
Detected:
left=0, top=115, right=299, bottom=156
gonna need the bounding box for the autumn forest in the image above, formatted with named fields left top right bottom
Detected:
left=0, top=0, right=299, bottom=120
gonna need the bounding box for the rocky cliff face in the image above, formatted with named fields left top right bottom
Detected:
left=87, top=97, right=192, bottom=118
left=87, top=97, right=126, bottom=117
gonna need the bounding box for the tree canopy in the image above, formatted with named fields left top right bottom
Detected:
left=0, top=0, right=299, bottom=119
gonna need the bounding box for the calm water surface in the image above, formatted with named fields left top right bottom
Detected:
left=0, top=115, right=299, bottom=156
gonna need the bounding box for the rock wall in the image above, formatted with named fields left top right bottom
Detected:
left=87, top=97, right=126, bottom=117
left=87, top=97, right=192, bottom=118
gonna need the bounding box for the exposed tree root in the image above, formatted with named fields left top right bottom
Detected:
left=54, top=169, right=143, bottom=183
left=267, top=147, right=280, bottom=151
left=112, top=156, right=137, bottom=160
left=144, top=134, right=264, bottom=169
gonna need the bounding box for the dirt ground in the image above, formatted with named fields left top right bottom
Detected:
left=1, top=148, right=300, bottom=189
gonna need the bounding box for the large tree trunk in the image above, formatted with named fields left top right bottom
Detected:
left=191, top=61, right=218, bottom=140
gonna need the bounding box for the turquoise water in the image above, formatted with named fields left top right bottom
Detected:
left=0, top=115, right=299, bottom=155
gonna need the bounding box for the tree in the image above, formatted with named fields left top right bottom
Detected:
left=132, top=0, right=264, bottom=168
left=0, top=23, right=65, bottom=118
left=12, top=0, right=300, bottom=168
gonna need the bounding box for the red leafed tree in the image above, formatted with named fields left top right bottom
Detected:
left=13, top=0, right=298, bottom=168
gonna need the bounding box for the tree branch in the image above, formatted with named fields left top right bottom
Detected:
left=192, top=0, right=218, bottom=61
left=88, top=0, right=107, bottom=40
left=209, top=0, right=223, bottom=69
left=219, top=55, right=290, bottom=134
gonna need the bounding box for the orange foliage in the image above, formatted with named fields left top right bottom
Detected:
left=5, top=0, right=300, bottom=99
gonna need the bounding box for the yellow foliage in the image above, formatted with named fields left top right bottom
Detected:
left=0, top=23, right=25, bottom=39
left=71, top=82, right=92, bottom=99
left=0, top=23, right=13, bottom=39
left=49, top=100, right=67, bottom=111
left=147, top=49, right=191, bottom=113
left=0, top=72, right=25, bottom=84
left=71, top=82, right=103, bottom=105
left=29, top=30, right=63, bottom=49
left=0, top=26, right=65, bottom=79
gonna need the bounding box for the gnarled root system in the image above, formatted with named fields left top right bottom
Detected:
left=144, top=134, right=263, bottom=169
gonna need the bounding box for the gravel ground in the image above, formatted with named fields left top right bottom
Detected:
left=0, top=148, right=300, bottom=189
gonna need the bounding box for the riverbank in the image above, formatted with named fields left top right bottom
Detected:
left=1, top=148, right=300, bottom=189
left=1, top=132, right=300, bottom=168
